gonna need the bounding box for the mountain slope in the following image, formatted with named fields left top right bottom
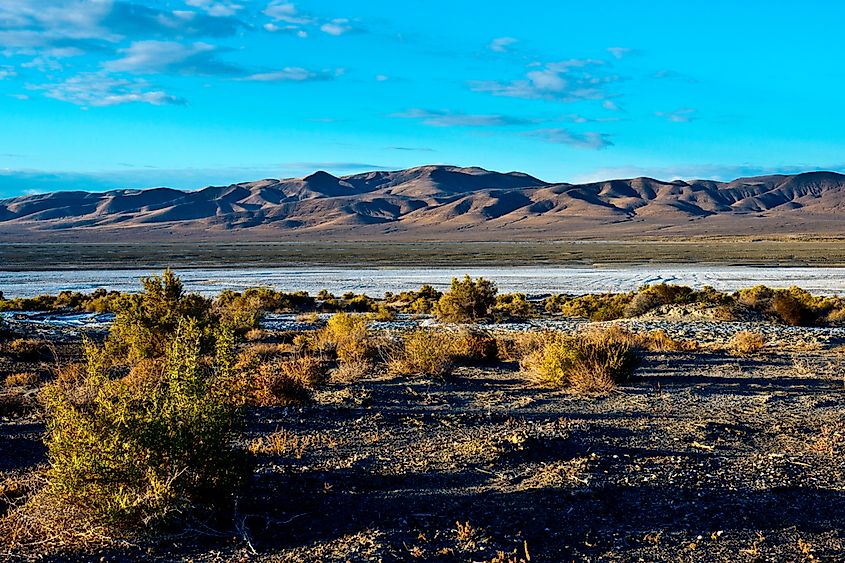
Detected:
left=0, top=166, right=843, bottom=241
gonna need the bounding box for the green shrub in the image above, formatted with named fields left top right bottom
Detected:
left=370, top=305, right=397, bottom=322
left=494, top=293, right=536, bottom=320
left=521, top=329, right=638, bottom=393
left=544, top=292, right=632, bottom=321
left=735, top=285, right=839, bottom=326
left=436, top=276, right=497, bottom=323
left=213, top=290, right=263, bottom=333
left=347, top=294, right=378, bottom=313
left=319, top=312, right=372, bottom=365
left=389, top=329, right=457, bottom=378
left=389, top=284, right=443, bottom=314
left=42, top=320, right=243, bottom=527
left=109, top=269, right=214, bottom=362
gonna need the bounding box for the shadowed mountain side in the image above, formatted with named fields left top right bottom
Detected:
left=1, top=166, right=845, bottom=241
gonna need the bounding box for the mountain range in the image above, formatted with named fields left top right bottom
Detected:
left=1, top=165, right=843, bottom=241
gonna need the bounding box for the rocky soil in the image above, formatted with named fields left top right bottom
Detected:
left=1, top=319, right=844, bottom=561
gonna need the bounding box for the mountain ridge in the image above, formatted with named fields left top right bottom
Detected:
left=1, top=165, right=843, bottom=241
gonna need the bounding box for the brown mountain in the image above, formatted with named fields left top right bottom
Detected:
left=0, top=165, right=843, bottom=241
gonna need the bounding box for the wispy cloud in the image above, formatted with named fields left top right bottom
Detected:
left=320, top=18, right=353, bottom=36
left=241, top=67, right=342, bottom=82
left=607, top=47, right=637, bottom=60
left=263, top=2, right=315, bottom=25
left=388, top=146, right=436, bottom=152
left=0, top=1, right=359, bottom=106
left=262, top=2, right=362, bottom=36
left=279, top=161, right=387, bottom=172
left=653, top=69, right=698, bottom=83
left=557, top=113, right=622, bottom=124
left=656, top=108, right=697, bottom=123
left=103, top=2, right=245, bottom=39
left=470, top=59, right=620, bottom=103
left=523, top=128, right=613, bottom=149
left=489, top=37, right=518, bottom=53
left=32, top=72, right=186, bottom=107
left=104, top=40, right=243, bottom=75
left=393, top=108, right=539, bottom=127
left=184, top=0, right=244, bottom=17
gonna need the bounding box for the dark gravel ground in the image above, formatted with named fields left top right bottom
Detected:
left=1, top=327, right=844, bottom=562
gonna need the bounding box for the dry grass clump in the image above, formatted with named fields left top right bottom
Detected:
left=521, top=328, right=639, bottom=393
left=0, top=485, right=116, bottom=553
left=247, top=355, right=327, bottom=405
left=243, top=328, right=266, bottom=342
left=248, top=429, right=340, bottom=458
left=636, top=329, right=699, bottom=352
left=118, top=357, right=165, bottom=395
left=331, top=360, right=372, bottom=383
left=296, top=311, right=322, bottom=324
left=318, top=313, right=371, bottom=364
left=453, top=329, right=498, bottom=364
left=3, top=371, right=40, bottom=388
left=496, top=331, right=558, bottom=362
left=242, top=342, right=290, bottom=359
left=389, top=329, right=458, bottom=378
left=727, top=330, right=766, bottom=356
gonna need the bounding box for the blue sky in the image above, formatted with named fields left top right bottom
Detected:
left=1, top=0, right=844, bottom=197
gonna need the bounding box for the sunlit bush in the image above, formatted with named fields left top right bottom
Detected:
left=521, top=328, right=639, bottom=393
left=389, top=329, right=458, bottom=378
left=437, top=276, right=497, bottom=323
left=494, top=293, right=536, bottom=320
left=319, top=312, right=372, bottom=365
left=727, top=330, right=766, bottom=356
left=42, top=319, right=244, bottom=527
left=109, top=269, right=214, bottom=362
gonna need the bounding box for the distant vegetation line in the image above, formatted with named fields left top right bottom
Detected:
left=2, top=271, right=844, bottom=328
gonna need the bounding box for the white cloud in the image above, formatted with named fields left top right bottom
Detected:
left=375, top=74, right=389, bottom=81
left=262, top=3, right=360, bottom=37
left=489, top=37, right=517, bottom=53
left=602, top=100, right=621, bottom=111
left=241, top=67, right=340, bottom=82
left=104, top=40, right=242, bottom=75
left=0, top=66, right=17, bottom=80
left=523, top=128, right=612, bottom=149
left=607, top=47, right=634, bottom=60
left=320, top=18, right=352, bottom=36
left=470, top=59, right=619, bottom=103
left=263, top=2, right=313, bottom=24
left=393, top=108, right=538, bottom=127
left=34, top=72, right=185, bottom=107
left=655, top=108, right=697, bottom=123
left=185, top=0, right=243, bottom=17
